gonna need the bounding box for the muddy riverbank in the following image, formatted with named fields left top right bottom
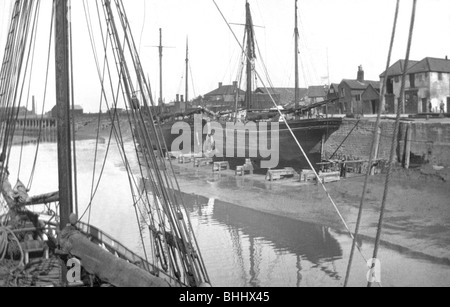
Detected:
left=170, top=161, right=450, bottom=265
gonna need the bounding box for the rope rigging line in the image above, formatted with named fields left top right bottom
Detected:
left=68, top=0, right=79, bottom=217
left=1, top=1, right=34, bottom=167
left=110, top=0, right=210, bottom=285
left=75, top=0, right=210, bottom=285
left=344, top=0, right=400, bottom=288
left=27, top=2, right=55, bottom=191
left=367, top=0, right=417, bottom=288
left=212, top=0, right=369, bottom=269
left=17, top=1, right=41, bottom=180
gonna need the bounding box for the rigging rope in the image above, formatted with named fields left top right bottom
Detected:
left=27, top=2, right=55, bottom=190
left=344, top=0, right=400, bottom=288
left=367, top=0, right=417, bottom=288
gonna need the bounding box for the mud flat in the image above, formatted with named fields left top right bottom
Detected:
left=171, top=161, right=450, bottom=265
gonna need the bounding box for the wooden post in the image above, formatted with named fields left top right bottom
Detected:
left=404, top=122, right=412, bottom=169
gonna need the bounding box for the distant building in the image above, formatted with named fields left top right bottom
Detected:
left=325, top=83, right=341, bottom=114
left=379, top=59, right=420, bottom=113
left=339, top=66, right=380, bottom=115
left=254, top=87, right=308, bottom=107
left=361, top=84, right=381, bottom=115
left=203, top=82, right=245, bottom=112
left=50, top=104, right=84, bottom=118
left=108, top=107, right=126, bottom=115
left=0, top=107, right=35, bottom=119
left=306, top=86, right=327, bottom=104
left=380, top=57, right=450, bottom=114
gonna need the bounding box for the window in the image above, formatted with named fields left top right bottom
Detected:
left=409, top=74, right=415, bottom=88
left=394, top=76, right=399, bottom=83
left=341, top=88, right=346, bottom=97
left=438, top=72, right=443, bottom=81
left=355, top=94, right=361, bottom=102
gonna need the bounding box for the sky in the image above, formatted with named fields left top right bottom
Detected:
left=1, top=0, right=450, bottom=113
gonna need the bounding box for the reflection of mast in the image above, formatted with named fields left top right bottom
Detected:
left=296, top=255, right=303, bottom=287
left=248, top=235, right=260, bottom=287
left=228, top=226, right=248, bottom=284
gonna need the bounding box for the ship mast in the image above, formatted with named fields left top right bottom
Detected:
left=294, top=0, right=299, bottom=106
left=55, top=0, right=73, bottom=229
left=185, top=37, right=189, bottom=103
left=245, top=1, right=255, bottom=110
left=158, top=28, right=163, bottom=107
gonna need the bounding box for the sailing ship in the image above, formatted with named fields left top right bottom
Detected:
left=153, top=0, right=342, bottom=172
left=0, top=0, right=210, bottom=287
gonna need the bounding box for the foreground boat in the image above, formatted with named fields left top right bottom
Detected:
left=0, top=0, right=209, bottom=287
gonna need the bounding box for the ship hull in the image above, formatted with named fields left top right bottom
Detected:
left=154, top=118, right=342, bottom=172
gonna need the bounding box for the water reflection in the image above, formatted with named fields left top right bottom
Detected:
left=181, top=193, right=344, bottom=287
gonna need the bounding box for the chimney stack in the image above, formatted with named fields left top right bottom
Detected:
left=357, top=65, right=364, bottom=82
left=446, top=56, right=448, bottom=61
left=218, top=82, right=223, bottom=88
left=176, top=94, right=180, bottom=102
left=181, top=95, right=184, bottom=102
left=233, top=81, right=238, bottom=88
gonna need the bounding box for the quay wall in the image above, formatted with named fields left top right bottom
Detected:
left=322, top=118, right=396, bottom=161
left=323, top=118, right=450, bottom=167
left=398, top=121, right=450, bottom=166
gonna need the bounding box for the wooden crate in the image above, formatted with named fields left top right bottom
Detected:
left=300, top=169, right=317, bottom=182
left=236, top=164, right=254, bottom=176
left=266, top=167, right=296, bottom=181
left=213, top=161, right=230, bottom=172
left=194, top=158, right=213, bottom=167
left=318, top=171, right=341, bottom=183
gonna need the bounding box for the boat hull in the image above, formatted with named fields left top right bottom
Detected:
left=152, top=118, right=342, bottom=172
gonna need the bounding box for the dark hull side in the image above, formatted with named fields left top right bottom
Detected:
left=152, top=118, right=342, bottom=172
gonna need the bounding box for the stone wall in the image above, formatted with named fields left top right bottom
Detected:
left=323, top=118, right=396, bottom=161
left=323, top=118, right=450, bottom=167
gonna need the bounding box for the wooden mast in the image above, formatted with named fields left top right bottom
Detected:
left=158, top=28, right=163, bottom=107
left=245, top=1, right=253, bottom=110
left=55, top=0, right=73, bottom=230
left=185, top=37, right=189, bottom=104
left=294, top=0, right=299, bottom=107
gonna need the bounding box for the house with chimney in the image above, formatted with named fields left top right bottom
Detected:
left=203, top=82, right=245, bottom=112
left=379, top=59, right=419, bottom=113
left=380, top=57, right=450, bottom=114
left=306, top=86, right=327, bottom=105
left=339, top=66, right=380, bottom=115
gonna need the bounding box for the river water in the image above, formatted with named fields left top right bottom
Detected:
left=3, top=139, right=450, bottom=287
